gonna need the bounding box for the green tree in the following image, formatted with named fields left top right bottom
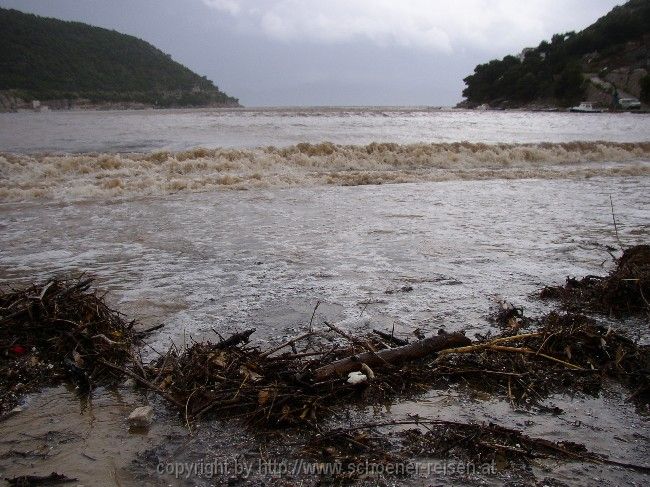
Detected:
left=0, top=8, right=239, bottom=106
left=460, top=0, right=650, bottom=107
left=554, top=63, right=585, bottom=105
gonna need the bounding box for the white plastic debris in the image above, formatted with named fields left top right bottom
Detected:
left=128, top=405, right=154, bottom=429
left=347, top=371, right=368, bottom=385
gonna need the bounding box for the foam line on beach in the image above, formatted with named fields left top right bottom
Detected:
left=1, top=141, right=649, bottom=202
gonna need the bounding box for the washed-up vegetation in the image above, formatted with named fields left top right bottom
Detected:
left=435, top=310, right=649, bottom=412
left=1, top=246, right=649, bottom=483
left=136, top=325, right=470, bottom=426
left=126, top=308, right=648, bottom=428
left=541, top=244, right=650, bottom=316
left=0, top=277, right=149, bottom=415
left=300, top=416, right=650, bottom=484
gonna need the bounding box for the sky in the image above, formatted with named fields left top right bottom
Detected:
left=0, top=0, right=625, bottom=106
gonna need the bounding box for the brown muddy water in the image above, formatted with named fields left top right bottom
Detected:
left=0, top=174, right=648, bottom=486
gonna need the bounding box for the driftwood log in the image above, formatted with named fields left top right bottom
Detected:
left=215, top=328, right=256, bottom=349
left=312, top=332, right=471, bottom=382
left=5, top=472, right=78, bottom=486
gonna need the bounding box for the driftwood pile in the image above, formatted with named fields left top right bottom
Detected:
left=131, top=310, right=648, bottom=429
left=0, top=277, right=143, bottom=415
left=2, top=273, right=648, bottom=425
left=541, top=244, right=650, bottom=316
left=135, top=324, right=470, bottom=426
left=432, top=311, right=649, bottom=411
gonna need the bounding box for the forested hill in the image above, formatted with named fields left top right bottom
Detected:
left=459, top=0, right=650, bottom=108
left=0, top=8, right=239, bottom=109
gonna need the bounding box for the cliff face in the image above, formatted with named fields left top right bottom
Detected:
left=603, top=67, right=647, bottom=99
left=0, top=8, right=240, bottom=111
left=583, top=67, right=648, bottom=108
left=459, top=0, right=650, bottom=109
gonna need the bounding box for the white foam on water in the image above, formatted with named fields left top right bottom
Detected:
left=1, top=141, right=649, bottom=202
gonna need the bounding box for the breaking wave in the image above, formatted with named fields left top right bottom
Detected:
left=1, top=141, right=649, bottom=202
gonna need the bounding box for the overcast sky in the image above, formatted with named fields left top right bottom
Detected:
left=1, top=0, right=624, bottom=106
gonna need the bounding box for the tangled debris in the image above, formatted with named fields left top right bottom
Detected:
left=302, top=419, right=650, bottom=483
left=2, top=266, right=649, bottom=482
left=3, top=276, right=647, bottom=424
left=135, top=325, right=470, bottom=426
left=488, top=299, right=535, bottom=331
left=0, top=277, right=143, bottom=415
left=126, top=310, right=648, bottom=428
left=432, top=311, right=650, bottom=411
left=541, top=244, right=650, bottom=316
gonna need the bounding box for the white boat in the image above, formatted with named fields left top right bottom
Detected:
left=570, top=102, right=603, bottom=113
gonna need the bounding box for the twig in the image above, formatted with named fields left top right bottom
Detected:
left=92, top=334, right=126, bottom=346
left=308, top=300, right=320, bottom=332
left=436, top=332, right=542, bottom=356
left=97, top=358, right=184, bottom=408
left=260, top=331, right=316, bottom=358
left=185, top=389, right=199, bottom=434
left=323, top=320, right=376, bottom=352
left=609, top=194, right=623, bottom=250
left=153, top=343, right=175, bottom=384
left=37, top=281, right=54, bottom=300
left=135, top=323, right=165, bottom=335
left=215, top=328, right=256, bottom=349
left=268, top=350, right=330, bottom=360
left=373, top=329, right=408, bottom=346
left=535, top=331, right=559, bottom=355
left=322, top=320, right=395, bottom=368
left=488, top=345, right=583, bottom=369
left=435, top=333, right=583, bottom=370
left=507, top=376, right=515, bottom=408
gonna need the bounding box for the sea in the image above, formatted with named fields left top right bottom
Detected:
left=0, top=107, right=648, bottom=486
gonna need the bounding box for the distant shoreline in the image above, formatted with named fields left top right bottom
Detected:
left=0, top=95, right=241, bottom=113
left=3, top=102, right=649, bottom=114
left=4, top=108, right=648, bottom=115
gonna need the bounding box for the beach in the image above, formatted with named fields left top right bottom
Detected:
left=1, top=107, right=649, bottom=486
